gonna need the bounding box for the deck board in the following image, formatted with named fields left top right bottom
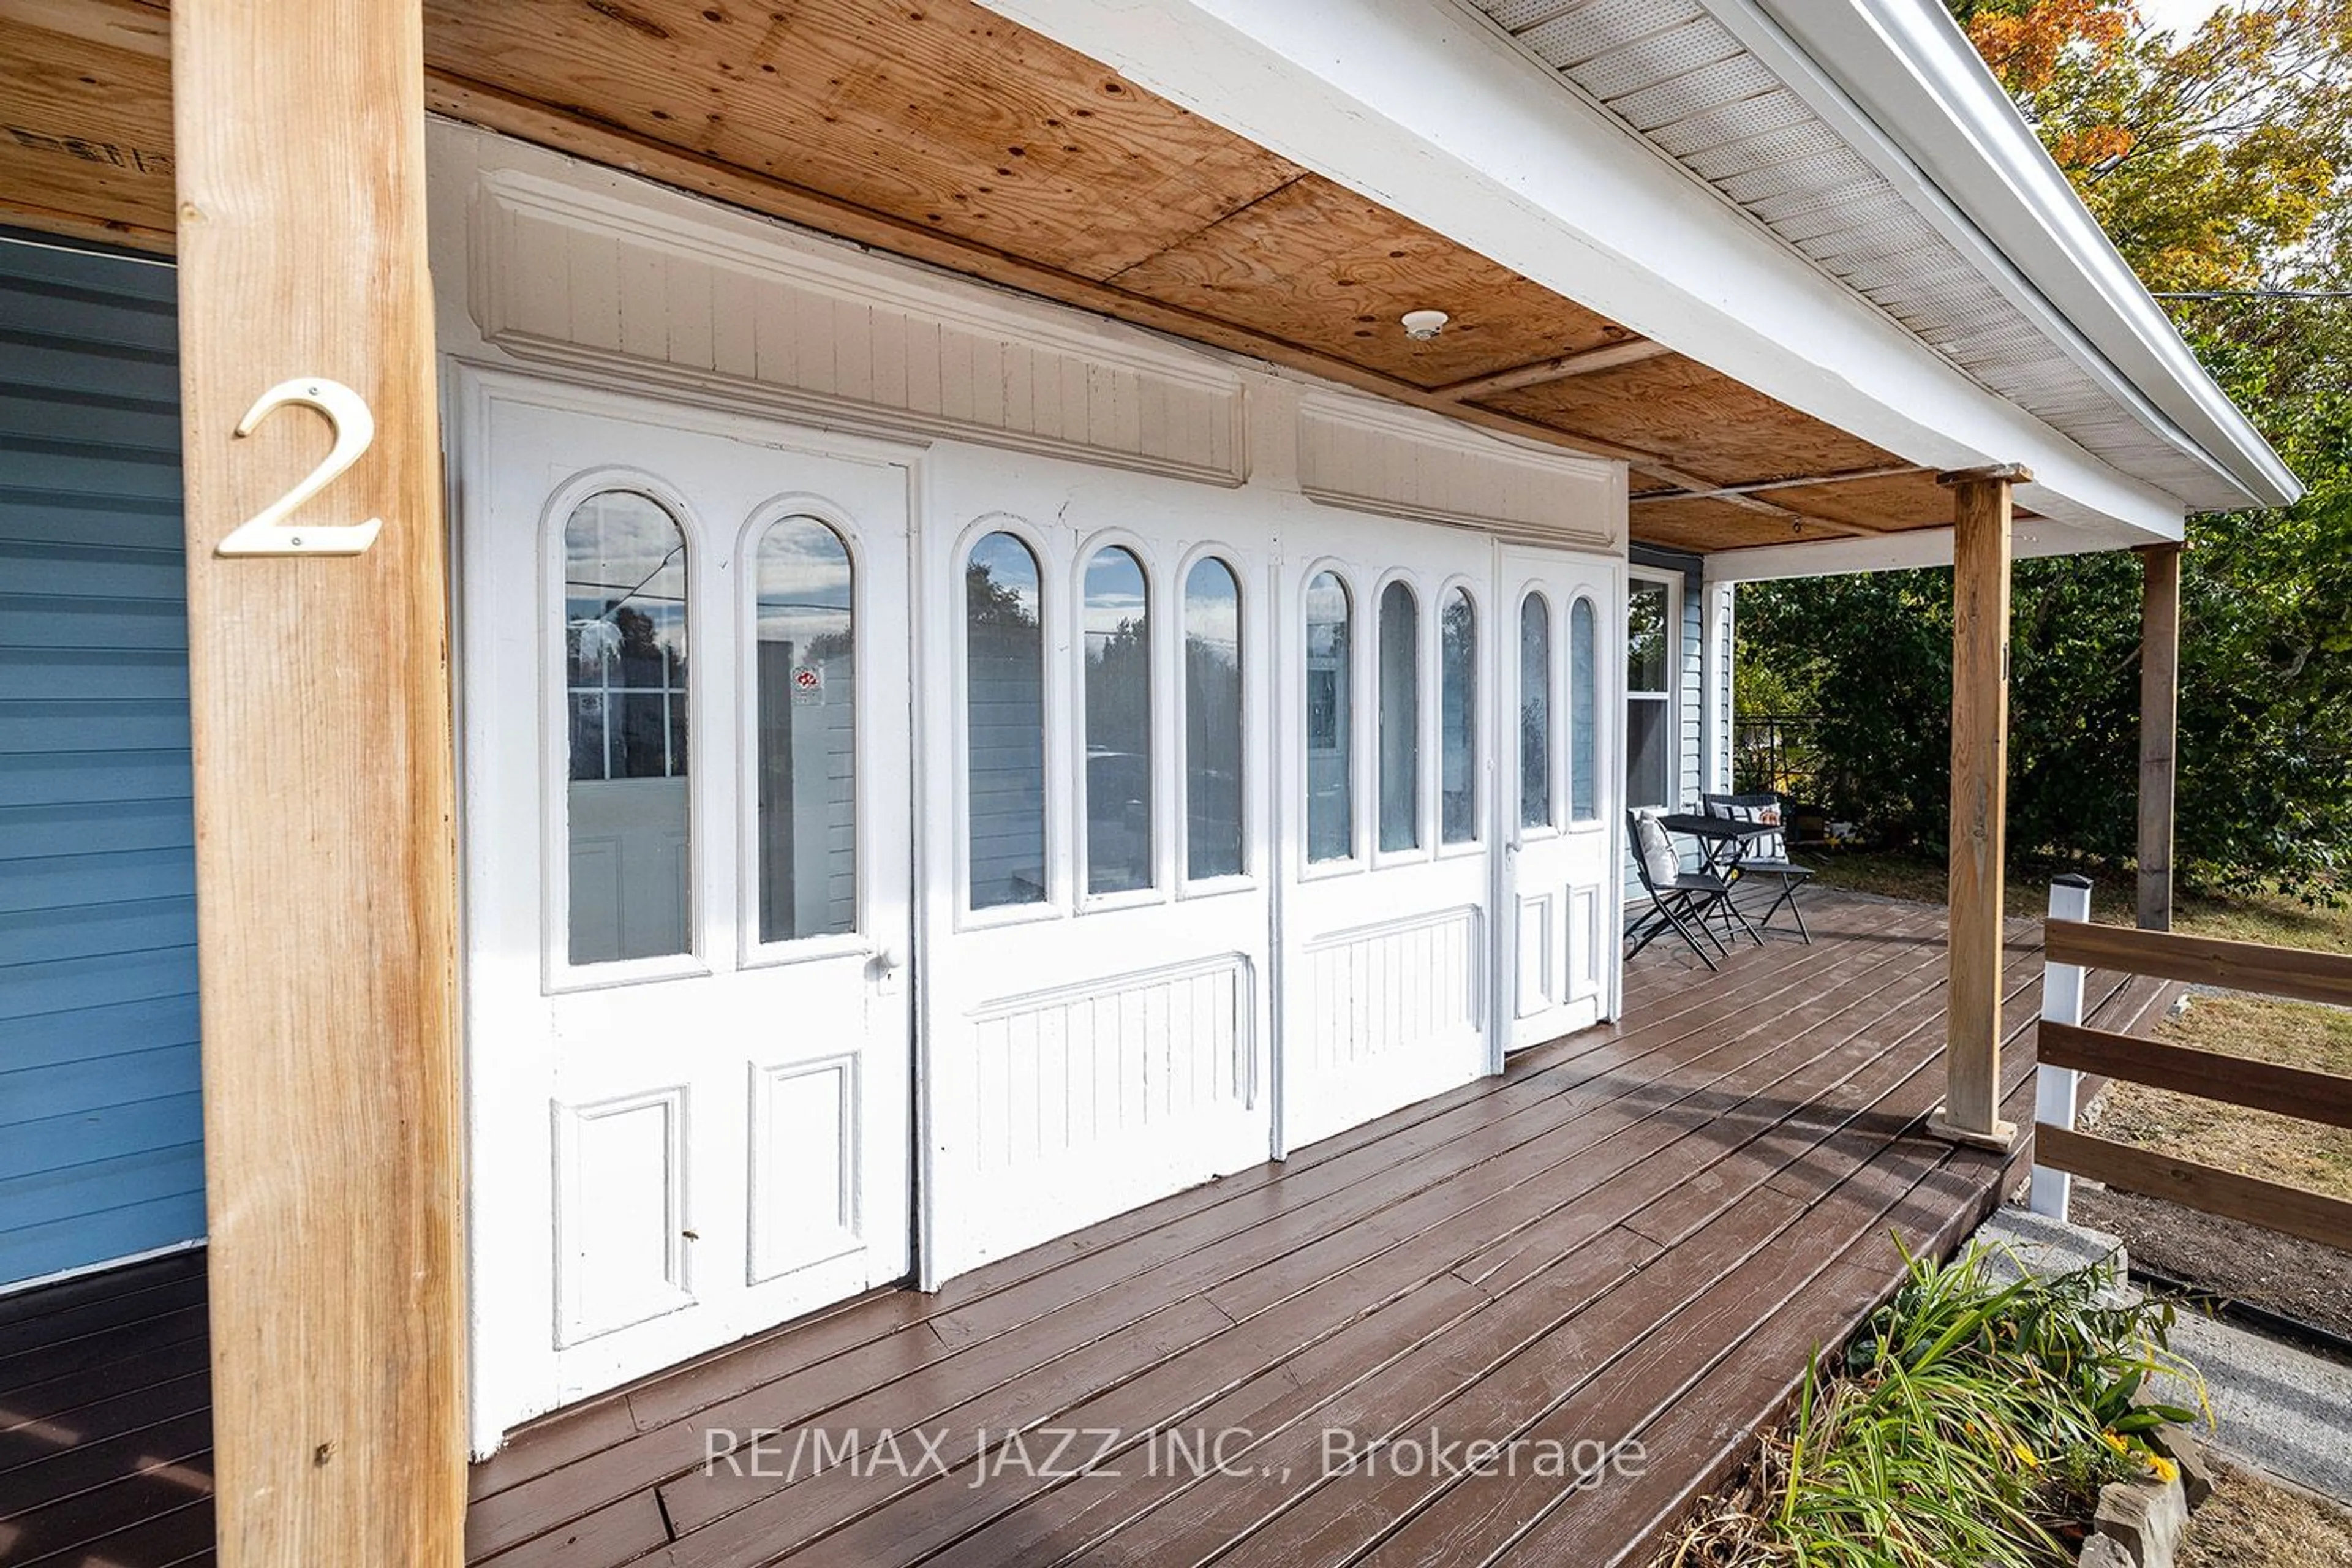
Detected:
left=0, top=894, right=2187, bottom=1568
left=0, top=1248, right=213, bottom=1568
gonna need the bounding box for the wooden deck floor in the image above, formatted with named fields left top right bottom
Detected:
left=0, top=894, right=2176, bottom=1567
left=0, top=1247, right=212, bottom=1564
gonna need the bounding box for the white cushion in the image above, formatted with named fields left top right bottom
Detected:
left=1712, top=797, right=1787, bottom=861
left=1634, top=813, right=1681, bottom=884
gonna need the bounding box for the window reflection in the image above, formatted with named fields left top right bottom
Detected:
left=1084, top=546, right=1153, bottom=895
left=966, top=533, right=1047, bottom=909
left=1520, top=594, right=1553, bottom=830
left=1305, top=571, right=1352, bottom=862
left=1570, top=597, right=1597, bottom=823
left=1378, top=581, right=1421, bottom=853
left=1627, top=579, right=1672, bottom=810
left=1441, top=588, right=1476, bottom=844
left=1184, top=557, right=1245, bottom=880
left=564, top=490, right=691, bottom=964
left=754, top=516, right=856, bottom=943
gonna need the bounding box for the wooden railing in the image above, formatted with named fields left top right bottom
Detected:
left=2028, top=883, right=2352, bottom=1250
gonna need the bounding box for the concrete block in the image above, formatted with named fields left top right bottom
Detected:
left=1973, top=1207, right=2131, bottom=1302
left=2095, top=1474, right=2188, bottom=1568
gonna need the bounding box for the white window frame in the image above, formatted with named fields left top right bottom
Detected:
left=1624, top=570, right=1679, bottom=814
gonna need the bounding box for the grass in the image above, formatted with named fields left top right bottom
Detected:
left=1801, top=848, right=2352, bottom=954
left=2178, top=1464, right=2352, bottom=1567
left=2098, top=997, right=2352, bottom=1203
left=1658, top=1241, right=2199, bottom=1568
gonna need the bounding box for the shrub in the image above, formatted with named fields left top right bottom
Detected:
left=1663, top=1238, right=2203, bottom=1567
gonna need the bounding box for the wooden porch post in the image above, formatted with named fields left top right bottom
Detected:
left=1931, top=464, right=2029, bottom=1151
left=2137, top=543, right=2183, bottom=932
left=173, top=1, right=465, bottom=1561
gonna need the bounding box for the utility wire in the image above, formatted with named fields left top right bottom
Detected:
left=2150, top=288, right=2352, bottom=300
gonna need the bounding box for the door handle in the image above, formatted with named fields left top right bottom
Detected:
left=867, top=946, right=908, bottom=991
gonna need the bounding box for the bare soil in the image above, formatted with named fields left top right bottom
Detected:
left=2068, top=990, right=2352, bottom=1346
left=2177, top=1461, right=2352, bottom=1568
left=2071, top=1184, right=2352, bottom=1346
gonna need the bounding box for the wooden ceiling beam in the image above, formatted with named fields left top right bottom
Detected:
left=1629, top=463, right=1932, bottom=505
left=1431, top=336, right=1672, bottom=401
left=3, top=0, right=1921, bottom=551
left=429, top=74, right=1902, bottom=545
left=0, top=0, right=167, bottom=59
left=424, top=72, right=1686, bottom=460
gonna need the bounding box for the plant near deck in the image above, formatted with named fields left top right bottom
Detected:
left=1663, top=1240, right=2203, bottom=1567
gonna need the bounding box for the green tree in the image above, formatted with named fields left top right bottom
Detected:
left=1740, top=1, right=2352, bottom=898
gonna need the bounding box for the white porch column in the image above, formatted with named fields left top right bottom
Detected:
left=2137, top=543, right=2182, bottom=932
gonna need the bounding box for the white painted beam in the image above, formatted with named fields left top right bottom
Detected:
left=1701, top=513, right=2114, bottom=582
left=976, top=0, right=2193, bottom=546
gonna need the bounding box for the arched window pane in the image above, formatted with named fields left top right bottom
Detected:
left=1084, top=546, right=1152, bottom=895
left=1184, top=557, right=1245, bottom=880
left=1441, top=588, right=1477, bottom=844
left=1378, top=581, right=1421, bottom=853
left=966, top=532, right=1046, bottom=909
left=1519, top=594, right=1553, bottom=829
left=563, top=490, right=690, bottom=964
left=1305, top=571, right=1352, bottom=862
left=754, top=516, right=854, bottom=942
left=1570, top=597, right=1598, bottom=822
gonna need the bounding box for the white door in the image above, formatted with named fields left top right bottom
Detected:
left=1500, top=546, right=1623, bottom=1049
left=918, top=478, right=1276, bottom=1282
left=1274, top=514, right=1495, bottom=1153
left=459, top=374, right=914, bottom=1448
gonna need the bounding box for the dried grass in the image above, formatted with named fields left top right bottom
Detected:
left=2177, top=1464, right=2352, bottom=1568
left=2094, top=996, right=2352, bottom=1204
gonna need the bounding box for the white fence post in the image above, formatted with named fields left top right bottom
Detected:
left=2029, top=874, right=2094, bottom=1220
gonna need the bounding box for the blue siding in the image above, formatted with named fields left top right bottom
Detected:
left=0, top=231, right=203, bottom=1288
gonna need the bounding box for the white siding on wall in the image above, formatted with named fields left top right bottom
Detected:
left=1296, top=394, right=1619, bottom=547
left=465, top=165, right=1248, bottom=488
left=1703, top=579, right=1736, bottom=796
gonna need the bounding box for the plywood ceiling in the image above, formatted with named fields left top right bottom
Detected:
left=0, top=0, right=1994, bottom=551
left=0, top=4, right=173, bottom=249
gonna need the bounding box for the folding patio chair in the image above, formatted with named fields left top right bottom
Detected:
left=1625, top=810, right=1733, bottom=970
left=1703, top=791, right=1815, bottom=943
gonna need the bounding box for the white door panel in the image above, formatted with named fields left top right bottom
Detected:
left=460, top=374, right=914, bottom=1450
left=1275, top=517, right=1494, bottom=1153
left=1501, top=546, right=1623, bottom=1051
left=919, top=484, right=1276, bottom=1281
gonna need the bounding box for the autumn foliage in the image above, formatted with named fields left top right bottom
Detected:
left=1737, top=4, right=2352, bottom=899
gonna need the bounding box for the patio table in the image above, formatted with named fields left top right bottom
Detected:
left=1656, top=812, right=1780, bottom=946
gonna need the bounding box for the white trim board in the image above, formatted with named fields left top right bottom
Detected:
left=1741, top=0, right=2295, bottom=510
left=1702, top=513, right=2122, bottom=582
left=0, top=1238, right=204, bottom=1300
left=970, top=0, right=2223, bottom=545
left=426, top=118, right=1627, bottom=552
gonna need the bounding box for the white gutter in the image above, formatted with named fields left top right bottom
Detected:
left=1745, top=0, right=2301, bottom=512
left=976, top=0, right=2192, bottom=545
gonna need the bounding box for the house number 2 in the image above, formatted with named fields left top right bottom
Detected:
left=215, top=377, right=385, bottom=556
